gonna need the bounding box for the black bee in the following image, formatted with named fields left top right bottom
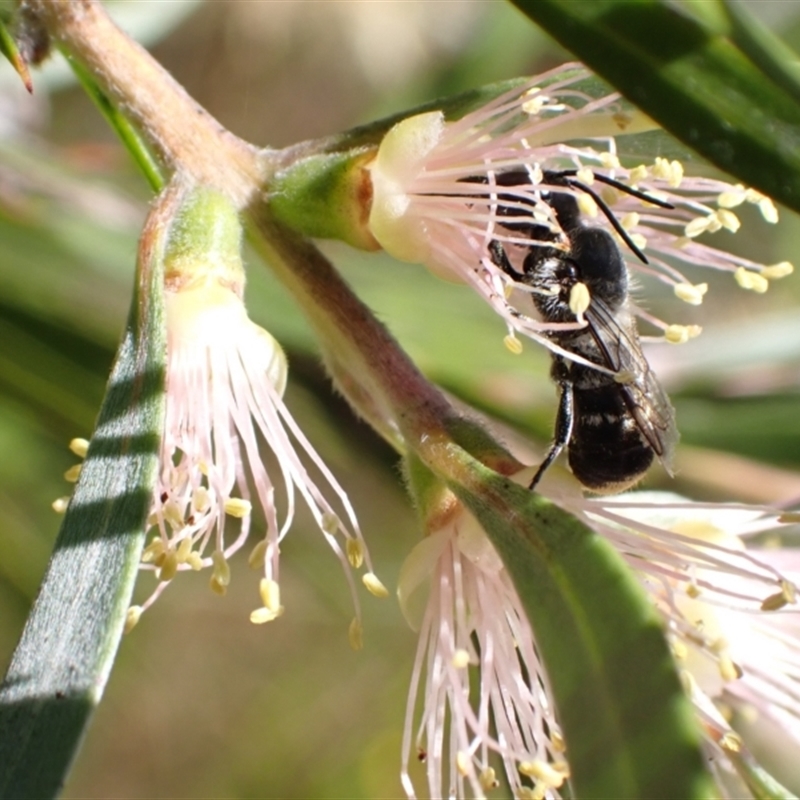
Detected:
left=485, top=168, right=678, bottom=493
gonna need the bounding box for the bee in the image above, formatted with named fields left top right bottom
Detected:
left=485, top=167, right=678, bottom=493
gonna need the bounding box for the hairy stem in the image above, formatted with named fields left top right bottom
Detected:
left=25, top=0, right=261, bottom=202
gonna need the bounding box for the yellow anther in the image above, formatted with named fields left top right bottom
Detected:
left=710, top=637, right=728, bottom=654
left=577, top=193, right=598, bottom=217
left=630, top=233, right=647, bottom=252
left=224, top=497, right=251, bottom=518
left=686, top=583, right=701, bottom=599
left=569, top=282, right=590, bottom=320
left=762, top=261, right=793, bottom=279
left=52, top=497, right=70, bottom=514
left=362, top=572, right=389, bottom=598
left=652, top=157, right=683, bottom=187
left=250, top=607, right=283, bottom=625
left=198, top=460, right=210, bottom=477
left=64, top=464, right=82, bottom=483
left=684, top=215, right=714, bottom=238
left=673, top=282, right=708, bottom=306
left=599, top=152, right=620, bottom=170
left=349, top=617, right=364, bottom=651
left=159, top=549, right=179, bottom=583
left=518, top=760, right=566, bottom=788
left=761, top=579, right=796, bottom=611
left=667, top=159, right=684, bottom=188
left=321, top=511, right=339, bottom=535
left=552, top=761, right=570, bottom=777
left=620, top=212, right=640, bottom=230
left=551, top=730, right=566, bottom=752
left=779, top=511, right=800, bottom=523
left=720, top=731, right=743, bottom=753
left=758, top=197, right=779, bottom=223
left=346, top=538, right=365, bottom=568
left=734, top=267, right=769, bottom=293
left=479, top=767, right=498, bottom=791
left=517, top=788, right=538, bottom=800
left=186, top=552, right=203, bottom=571
left=671, top=638, right=688, bottom=660
left=715, top=208, right=740, bottom=232
left=456, top=751, right=471, bottom=777
left=600, top=186, right=619, bottom=206
left=744, top=187, right=766, bottom=203
left=192, top=486, right=210, bottom=513
left=163, top=500, right=184, bottom=530
left=718, top=654, right=742, bottom=682
left=248, top=538, right=268, bottom=569
left=576, top=167, right=594, bottom=184
left=522, top=89, right=545, bottom=115
left=665, top=324, right=702, bottom=344
left=452, top=648, right=471, bottom=669
left=210, top=549, right=230, bottom=595
left=503, top=333, right=523, bottom=355
left=717, top=186, right=746, bottom=208
left=259, top=578, right=281, bottom=612
left=628, top=164, right=649, bottom=184
left=124, top=606, right=143, bottom=634
left=176, top=536, right=193, bottom=563
left=761, top=590, right=790, bottom=611
left=141, top=538, right=166, bottom=564
left=69, top=438, right=90, bottom=458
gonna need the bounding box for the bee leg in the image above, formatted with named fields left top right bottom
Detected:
left=488, top=240, right=518, bottom=278
left=529, top=381, right=574, bottom=491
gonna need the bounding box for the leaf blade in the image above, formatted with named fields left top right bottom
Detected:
left=511, top=0, right=800, bottom=215
left=0, top=202, right=166, bottom=799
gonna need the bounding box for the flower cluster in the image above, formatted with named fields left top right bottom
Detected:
left=367, top=62, right=793, bottom=353
left=399, top=472, right=800, bottom=798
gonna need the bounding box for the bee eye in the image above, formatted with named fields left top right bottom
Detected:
left=557, top=260, right=580, bottom=284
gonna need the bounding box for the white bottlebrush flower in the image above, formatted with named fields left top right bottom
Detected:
left=398, top=498, right=567, bottom=800
left=125, top=188, right=384, bottom=637
left=367, top=62, right=793, bottom=354
left=398, top=473, right=800, bottom=798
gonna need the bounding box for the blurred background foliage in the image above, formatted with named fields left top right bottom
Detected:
left=1, top=1, right=799, bottom=797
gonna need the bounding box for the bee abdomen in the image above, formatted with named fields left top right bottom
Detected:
left=568, top=386, right=654, bottom=493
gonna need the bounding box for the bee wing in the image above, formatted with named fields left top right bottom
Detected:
left=584, top=298, right=678, bottom=471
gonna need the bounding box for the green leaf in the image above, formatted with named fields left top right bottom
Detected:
left=0, top=211, right=166, bottom=798
left=0, top=16, right=32, bottom=93
left=511, top=0, right=800, bottom=215
left=69, top=59, right=164, bottom=193
left=445, top=458, right=714, bottom=799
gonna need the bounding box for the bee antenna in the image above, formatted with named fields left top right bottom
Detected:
left=589, top=172, right=675, bottom=210
left=563, top=177, right=650, bottom=264
left=557, top=169, right=674, bottom=210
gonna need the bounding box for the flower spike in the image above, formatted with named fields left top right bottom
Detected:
left=400, top=469, right=800, bottom=797
left=132, top=186, right=378, bottom=632
left=366, top=63, right=793, bottom=352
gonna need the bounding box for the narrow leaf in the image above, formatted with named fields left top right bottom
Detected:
left=511, top=0, right=800, bottom=215
left=70, top=58, right=164, bottom=192
left=0, top=199, right=167, bottom=798
left=0, top=17, right=32, bottom=93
